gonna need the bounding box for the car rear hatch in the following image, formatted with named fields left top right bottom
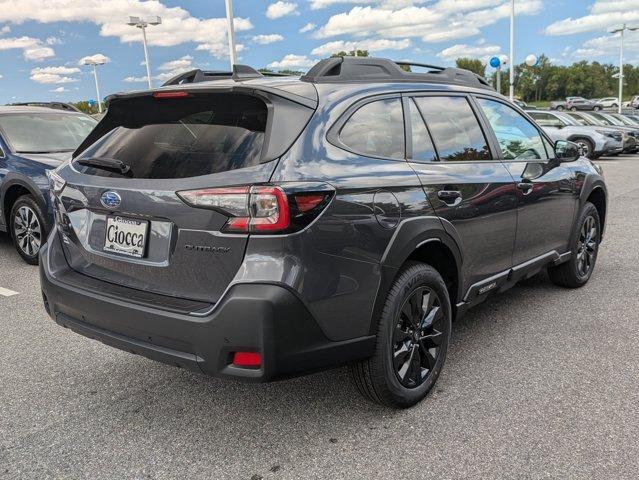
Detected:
left=52, top=85, right=316, bottom=303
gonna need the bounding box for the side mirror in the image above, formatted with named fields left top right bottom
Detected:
left=554, top=140, right=581, bottom=162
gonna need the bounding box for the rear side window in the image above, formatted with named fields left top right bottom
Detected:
left=408, top=99, right=437, bottom=163
left=477, top=98, right=548, bottom=160
left=339, top=98, right=404, bottom=159
left=74, top=93, right=267, bottom=179
left=413, top=96, right=491, bottom=162
left=530, top=112, right=564, bottom=128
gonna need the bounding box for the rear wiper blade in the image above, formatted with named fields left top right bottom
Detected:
left=75, top=157, right=132, bottom=175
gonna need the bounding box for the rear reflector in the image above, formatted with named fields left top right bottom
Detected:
left=232, top=351, right=262, bottom=368
left=153, top=91, right=190, bottom=99
left=295, top=194, right=326, bottom=213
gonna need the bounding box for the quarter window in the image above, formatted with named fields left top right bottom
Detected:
left=477, top=98, right=548, bottom=161
left=339, top=98, right=404, bottom=159
left=413, top=96, right=491, bottom=162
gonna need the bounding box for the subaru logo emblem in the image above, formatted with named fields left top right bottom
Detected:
left=101, top=191, right=121, bottom=209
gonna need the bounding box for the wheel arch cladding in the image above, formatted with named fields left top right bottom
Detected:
left=586, top=187, right=606, bottom=237
left=372, top=218, right=463, bottom=333
left=3, top=182, right=40, bottom=227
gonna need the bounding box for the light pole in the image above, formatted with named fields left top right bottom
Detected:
left=224, top=0, right=237, bottom=69
left=83, top=57, right=106, bottom=114
left=126, top=16, right=162, bottom=88
left=610, top=24, right=638, bottom=114
left=509, top=0, right=515, bottom=101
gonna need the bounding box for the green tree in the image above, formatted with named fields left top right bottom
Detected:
left=455, top=58, right=486, bottom=78
left=331, top=49, right=369, bottom=58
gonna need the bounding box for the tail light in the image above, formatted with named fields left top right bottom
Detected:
left=177, top=184, right=333, bottom=234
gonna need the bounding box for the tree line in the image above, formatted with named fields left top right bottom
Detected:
left=455, top=55, right=636, bottom=102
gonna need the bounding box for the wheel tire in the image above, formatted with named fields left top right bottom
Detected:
left=612, top=104, right=618, bottom=109
left=548, top=202, right=600, bottom=288
left=556, top=106, right=565, bottom=111
left=351, top=262, right=452, bottom=408
left=570, top=106, right=578, bottom=111
left=9, top=195, right=47, bottom=265
left=573, top=137, right=595, bottom=159
left=593, top=106, right=601, bottom=111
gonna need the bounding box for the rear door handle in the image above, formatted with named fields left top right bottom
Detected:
left=516, top=182, right=533, bottom=195
left=437, top=190, right=462, bottom=206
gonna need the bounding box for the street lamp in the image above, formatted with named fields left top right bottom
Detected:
left=126, top=15, right=162, bottom=89
left=224, top=0, right=237, bottom=69
left=82, top=56, right=106, bottom=114
left=509, top=0, right=515, bottom=102
left=609, top=24, right=639, bottom=114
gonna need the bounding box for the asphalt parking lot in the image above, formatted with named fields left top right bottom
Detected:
left=1, top=155, right=638, bottom=480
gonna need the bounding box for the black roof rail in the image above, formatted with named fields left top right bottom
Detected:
left=300, top=57, right=493, bottom=90
left=161, top=65, right=265, bottom=86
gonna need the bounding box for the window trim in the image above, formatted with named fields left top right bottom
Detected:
left=471, top=94, right=557, bottom=162
left=327, top=93, right=407, bottom=162
left=406, top=91, right=498, bottom=163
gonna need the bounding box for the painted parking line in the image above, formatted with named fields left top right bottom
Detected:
left=0, top=287, right=19, bottom=297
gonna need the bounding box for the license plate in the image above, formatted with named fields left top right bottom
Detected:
left=103, top=216, right=148, bottom=258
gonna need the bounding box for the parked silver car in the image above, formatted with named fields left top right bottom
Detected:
left=528, top=110, right=623, bottom=158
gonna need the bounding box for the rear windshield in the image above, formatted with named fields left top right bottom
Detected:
left=74, top=93, right=267, bottom=179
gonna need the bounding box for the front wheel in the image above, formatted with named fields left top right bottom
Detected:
left=548, top=202, right=600, bottom=288
left=10, top=195, right=47, bottom=265
left=574, top=138, right=595, bottom=159
left=570, top=106, right=578, bottom=111
left=556, top=106, right=565, bottom=111
left=593, top=106, right=602, bottom=111
left=351, top=262, right=451, bottom=408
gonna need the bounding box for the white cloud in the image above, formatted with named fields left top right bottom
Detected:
left=0, top=0, right=253, bottom=60
left=79, top=53, right=109, bottom=65
left=546, top=1, right=639, bottom=36
left=0, top=35, right=55, bottom=60
left=299, top=22, right=316, bottom=33
left=437, top=43, right=500, bottom=60
left=50, top=86, right=67, bottom=92
left=0, top=25, right=9, bottom=34
left=267, top=53, right=317, bottom=69
left=123, top=75, right=148, bottom=83
left=155, top=55, right=194, bottom=81
left=266, top=1, right=299, bottom=19
left=0, top=74, right=3, bottom=78
left=45, top=36, right=61, bottom=45
left=314, top=1, right=542, bottom=43
left=309, top=0, right=426, bottom=9
left=31, top=66, right=81, bottom=84
left=311, top=38, right=411, bottom=56
left=251, top=34, right=284, bottom=44
left=572, top=32, right=639, bottom=58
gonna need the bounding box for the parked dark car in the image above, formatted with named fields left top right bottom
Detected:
left=40, top=58, right=607, bottom=408
left=551, top=97, right=603, bottom=112
left=7, top=102, right=82, bottom=113
left=0, top=106, right=96, bottom=263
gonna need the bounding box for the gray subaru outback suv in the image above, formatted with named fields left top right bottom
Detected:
left=40, top=58, right=607, bottom=408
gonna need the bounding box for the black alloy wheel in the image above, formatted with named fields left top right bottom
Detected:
left=576, top=215, right=597, bottom=277
left=393, top=287, right=444, bottom=388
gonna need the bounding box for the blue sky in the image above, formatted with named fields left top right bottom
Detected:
left=0, top=0, right=635, bottom=103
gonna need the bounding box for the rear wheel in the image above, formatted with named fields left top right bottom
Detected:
left=570, top=106, right=578, bottom=111
left=548, top=202, right=600, bottom=288
left=556, top=105, right=565, bottom=111
left=593, top=106, right=602, bottom=111
left=351, top=262, right=451, bottom=408
left=9, top=195, right=46, bottom=265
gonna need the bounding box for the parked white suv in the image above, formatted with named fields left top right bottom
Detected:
left=528, top=110, right=623, bottom=158
left=597, top=97, right=619, bottom=109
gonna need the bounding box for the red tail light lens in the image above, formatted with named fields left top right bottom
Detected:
left=177, top=184, right=332, bottom=234
left=153, top=91, right=191, bottom=99
left=232, top=351, right=262, bottom=368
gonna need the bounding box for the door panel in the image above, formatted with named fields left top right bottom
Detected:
left=500, top=159, right=577, bottom=263
left=473, top=96, right=578, bottom=264
left=406, top=95, right=517, bottom=297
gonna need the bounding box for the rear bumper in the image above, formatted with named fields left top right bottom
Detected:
left=40, top=229, right=375, bottom=382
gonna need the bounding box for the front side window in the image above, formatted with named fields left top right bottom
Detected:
left=339, top=98, right=404, bottom=159
left=413, top=96, right=490, bottom=162
left=477, top=98, right=548, bottom=160
left=0, top=113, right=96, bottom=153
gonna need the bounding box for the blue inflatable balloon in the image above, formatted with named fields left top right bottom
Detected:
left=87, top=99, right=96, bottom=106
left=489, top=56, right=501, bottom=69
